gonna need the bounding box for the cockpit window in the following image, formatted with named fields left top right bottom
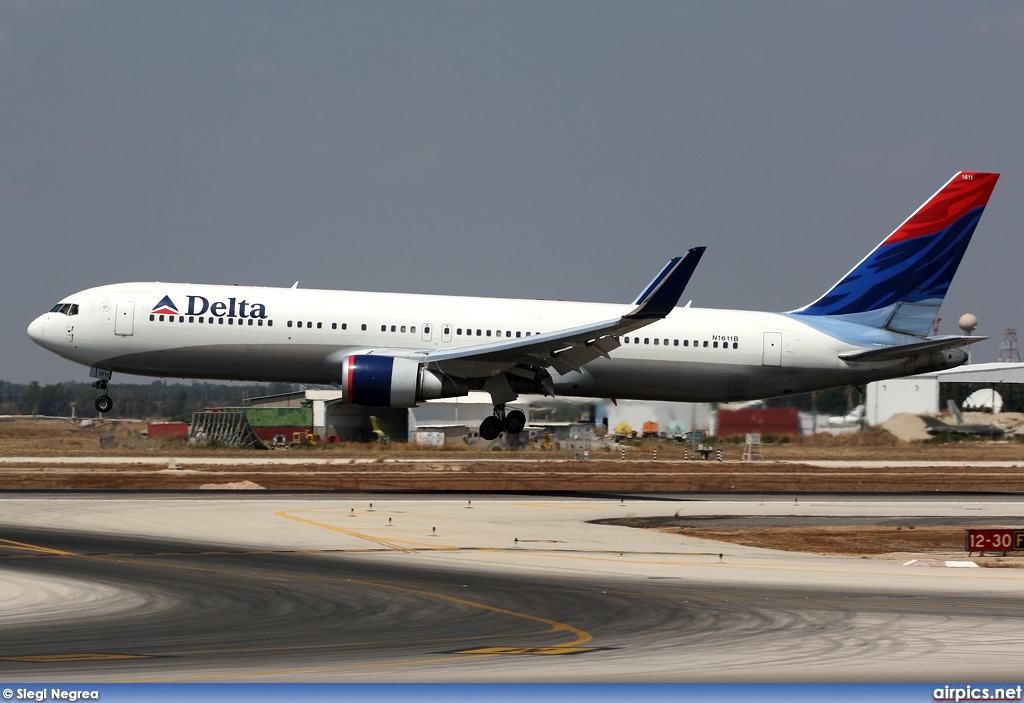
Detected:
left=48, top=303, right=79, bottom=316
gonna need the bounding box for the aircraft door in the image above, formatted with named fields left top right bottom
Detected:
left=421, top=323, right=432, bottom=342
left=114, top=301, right=135, bottom=337
left=441, top=324, right=452, bottom=343
left=762, top=332, right=782, bottom=367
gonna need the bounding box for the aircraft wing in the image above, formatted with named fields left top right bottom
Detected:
left=838, top=335, right=985, bottom=363
left=421, top=247, right=705, bottom=376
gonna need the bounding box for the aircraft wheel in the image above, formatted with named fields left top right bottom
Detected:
left=95, top=395, right=113, bottom=414
left=479, top=415, right=502, bottom=441
left=503, top=409, right=526, bottom=434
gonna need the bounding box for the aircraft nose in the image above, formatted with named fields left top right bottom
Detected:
left=27, top=315, right=46, bottom=346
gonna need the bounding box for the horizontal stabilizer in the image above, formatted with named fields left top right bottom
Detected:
left=839, top=335, right=985, bottom=363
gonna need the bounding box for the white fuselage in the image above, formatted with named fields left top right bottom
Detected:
left=28, top=282, right=966, bottom=403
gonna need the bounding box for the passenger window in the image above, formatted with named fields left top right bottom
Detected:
left=381, top=325, right=386, bottom=332
left=702, top=341, right=708, bottom=347
left=526, top=332, right=531, bottom=336
left=390, top=325, right=396, bottom=332
left=159, top=315, right=165, bottom=321
left=400, top=325, right=406, bottom=333
left=644, top=338, right=649, bottom=344
left=516, top=331, right=521, bottom=338
left=361, top=324, right=366, bottom=331
left=673, top=340, right=678, bottom=346
left=179, top=316, right=185, bottom=323
left=486, top=330, right=492, bottom=337
left=288, top=320, right=294, bottom=328
left=476, top=329, right=482, bottom=336
left=150, top=314, right=155, bottom=321
left=249, top=319, right=254, bottom=326
left=229, top=318, right=234, bottom=325
left=733, top=342, right=738, bottom=349
left=219, top=318, right=224, bottom=324
left=713, top=341, right=718, bottom=348
left=342, top=323, right=347, bottom=330
left=332, top=323, right=337, bottom=330
left=410, top=326, right=415, bottom=333
left=457, top=328, right=462, bottom=335
left=258, top=320, right=264, bottom=326
left=654, top=338, right=659, bottom=345
left=624, top=337, right=629, bottom=343
left=268, top=320, right=273, bottom=327
left=683, top=340, right=689, bottom=347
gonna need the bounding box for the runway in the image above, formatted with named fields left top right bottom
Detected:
left=1, top=494, right=1023, bottom=681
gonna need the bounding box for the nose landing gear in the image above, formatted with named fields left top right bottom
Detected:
left=479, top=406, right=526, bottom=441
left=92, top=379, right=113, bottom=414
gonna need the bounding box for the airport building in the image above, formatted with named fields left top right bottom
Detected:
left=865, top=362, right=1024, bottom=425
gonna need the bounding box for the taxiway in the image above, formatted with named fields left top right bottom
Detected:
left=1, top=493, right=1023, bottom=681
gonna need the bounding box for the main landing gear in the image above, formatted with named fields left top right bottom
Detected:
left=479, top=406, right=526, bottom=441
left=93, top=379, right=113, bottom=414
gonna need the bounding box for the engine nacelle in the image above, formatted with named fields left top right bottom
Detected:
left=338, top=355, right=468, bottom=408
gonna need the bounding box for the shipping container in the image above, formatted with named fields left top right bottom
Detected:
left=716, top=407, right=800, bottom=437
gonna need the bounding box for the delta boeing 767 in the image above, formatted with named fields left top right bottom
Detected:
left=28, top=172, right=999, bottom=440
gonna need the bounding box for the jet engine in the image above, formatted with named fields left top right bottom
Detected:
left=338, top=355, right=468, bottom=408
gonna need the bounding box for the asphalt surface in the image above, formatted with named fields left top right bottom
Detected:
left=1, top=494, right=1024, bottom=682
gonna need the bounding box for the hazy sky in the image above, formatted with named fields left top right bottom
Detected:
left=3, top=1, right=1023, bottom=384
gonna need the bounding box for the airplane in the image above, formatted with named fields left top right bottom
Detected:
left=921, top=399, right=1006, bottom=438
left=27, top=171, right=999, bottom=441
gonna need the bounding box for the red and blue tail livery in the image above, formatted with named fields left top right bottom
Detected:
left=793, top=172, right=999, bottom=336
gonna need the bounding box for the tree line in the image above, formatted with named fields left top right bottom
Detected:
left=0, top=380, right=298, bottom=421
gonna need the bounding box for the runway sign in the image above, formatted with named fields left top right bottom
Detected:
left=964, top=528, right=1024, bottom=553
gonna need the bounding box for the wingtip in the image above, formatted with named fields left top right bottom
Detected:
left=626, top=247, right=705, bottom=319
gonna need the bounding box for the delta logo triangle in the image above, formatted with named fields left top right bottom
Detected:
left=152, top=295, right=180, bottom=315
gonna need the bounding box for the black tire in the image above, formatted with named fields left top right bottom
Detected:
left=479, top=415, right=502, bottom=441
left=503, top=409, right=526, bottom=434
left=95, top=396, right=113, bottom=414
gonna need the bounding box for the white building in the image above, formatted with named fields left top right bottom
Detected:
left=866, top=362, right=1024, bottom=425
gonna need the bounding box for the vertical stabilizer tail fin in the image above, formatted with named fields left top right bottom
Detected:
left=792, top=172, right=999, bottom=336
left=947, top=399, right=965, bottom=425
